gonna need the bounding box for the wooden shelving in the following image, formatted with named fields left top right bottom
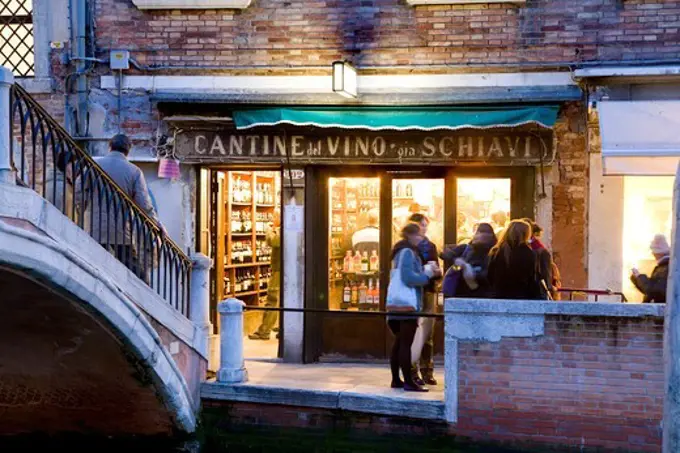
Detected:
left=216, top=170, right=280, bottom=306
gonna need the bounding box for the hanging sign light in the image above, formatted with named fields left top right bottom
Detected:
left=332, top=61, right=358, bottom=99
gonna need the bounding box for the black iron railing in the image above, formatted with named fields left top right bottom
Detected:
left=9, top=83, right=192, bottom=317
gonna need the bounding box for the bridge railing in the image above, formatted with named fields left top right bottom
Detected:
left=5, top=82, right=192, bottom=317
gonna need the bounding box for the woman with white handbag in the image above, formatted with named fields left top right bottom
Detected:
left=386, top=223, right=441, bottom=392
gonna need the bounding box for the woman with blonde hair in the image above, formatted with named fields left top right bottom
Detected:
left=488, top=219, right=542, bottom=300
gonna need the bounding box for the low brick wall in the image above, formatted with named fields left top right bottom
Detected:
left=447, top=300, right=665, bottom=453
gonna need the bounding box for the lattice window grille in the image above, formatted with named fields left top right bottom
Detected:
left=0, top=0, right=34, bottom=77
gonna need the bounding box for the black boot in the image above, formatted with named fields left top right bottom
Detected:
left=411, top=367, right=425, bottom=387
left=421, top=368, right=438, bottom=386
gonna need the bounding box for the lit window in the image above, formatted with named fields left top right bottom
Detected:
left=0, top=0, right=34, bottom=77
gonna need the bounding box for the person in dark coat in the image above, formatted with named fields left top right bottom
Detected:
left=441, top=223, right=497, bottom=298
left=488, top=219, right=542, bottom=300
left=631, top=234, right=670, bottom=303
left=524, top=219, right=560, bottom=300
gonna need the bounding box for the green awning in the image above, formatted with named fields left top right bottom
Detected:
left=233, top=106, right=560, bottom=131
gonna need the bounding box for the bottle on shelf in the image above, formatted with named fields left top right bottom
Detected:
left=343, top=250, right=352, bottom=273
left=234, top=272, right=242, bottom=293
left=358, top=280, right=368, bottom=307
left=373, top=282, right=380, bottom=309
left=224, top=276, right=231, bottom=296
left=369, top=250, right=379, bottom=272
left=353, top=251, right=361, bottom=272
left=367, top=279, right=375, bottom=307
left=342, top=281, right=351, bottom=309
left=351, top=282, right=358, bottom=306
left=361, top=252, right=369, bottom=273
left=406, top=183, right=413, bottom=198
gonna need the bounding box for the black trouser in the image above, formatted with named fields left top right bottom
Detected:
left=388, top=319, right=418, bottom=385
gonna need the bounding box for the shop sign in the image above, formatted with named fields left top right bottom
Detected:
left=175, top=129, right=554, bottom=165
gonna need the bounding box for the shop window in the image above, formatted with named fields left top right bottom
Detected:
left=329, top=178, right=381, bottom=311
left=457, top=178, right=511, bottom=243
left=0, top=0, right=34, bottom=77
left=391, top=179, right=445, bottom=252
left=622, top=176, right=673, bottom=303
left=208, top=170, right=281, bottom=359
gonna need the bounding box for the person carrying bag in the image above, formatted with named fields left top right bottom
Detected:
left=386, top=223, right=439, bottom=392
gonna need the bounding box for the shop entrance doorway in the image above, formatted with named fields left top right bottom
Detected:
left=312, top=167, right=530, bottom=362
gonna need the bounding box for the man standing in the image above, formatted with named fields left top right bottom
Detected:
left=631, top=234, right=670, bottom=303
left=250, top=210, right=281, bottom=340
left=408, top=213, right=440, bottom=386
left=86, top=134, right=164, bottom=280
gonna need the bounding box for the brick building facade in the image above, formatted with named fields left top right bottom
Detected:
left=5, top=0, right=679, bottom=359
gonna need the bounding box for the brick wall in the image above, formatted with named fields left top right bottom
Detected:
left=94, top=0, right=680, bottom=71
left=202, top=314, right=664, bottom=453
left=552, top=102, right=588, bottom=288
left=457, top=315, right=664, bottom=452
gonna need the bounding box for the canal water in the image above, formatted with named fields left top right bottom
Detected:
left=0, top=433, right=530, bottom=453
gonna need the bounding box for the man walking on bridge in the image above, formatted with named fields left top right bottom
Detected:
left=84, top=134, right=165, bottom=281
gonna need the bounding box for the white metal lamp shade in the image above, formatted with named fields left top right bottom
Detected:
left=332, top=61, right=358, bottom=99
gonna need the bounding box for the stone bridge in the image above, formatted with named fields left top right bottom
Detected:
left=0, top=68, right=211, bottom=436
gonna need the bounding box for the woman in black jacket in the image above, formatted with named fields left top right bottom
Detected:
left=488, top=219, right=542, bottom=300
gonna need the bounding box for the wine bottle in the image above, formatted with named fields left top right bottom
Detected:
left=361, top=252, right=369, bottom=273
left=343, top=251, right=352, bottom=273
left=351, top=282, right=358, bottom=305
left=353, top=251, right=361, bottom=273
left=343, top=282, right=351, bottom=306
left=359, top=280, right=368, bottom=306
left=369, top=250, right=379, bottom=272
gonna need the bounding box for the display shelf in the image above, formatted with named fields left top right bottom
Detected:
left=257, top=204, right=276, bottom=208
left=226, top=262, right=257, bottom=269
left=230, top=202, right=252, bottom=207
left=231, top=232, right=253, bottom=237
left=234, top=290, right=261, bottom=297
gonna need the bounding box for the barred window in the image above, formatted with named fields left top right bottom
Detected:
left=1, top=0, right=34, bottom=77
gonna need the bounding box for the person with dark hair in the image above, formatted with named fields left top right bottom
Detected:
left=407, top=213, right=441, bottom=386
left=441, top=222, right=497, bottom=298
left=387, top=223, right=440, bottom=392
left=488, top=220, right=542, bottom=300
left=523, top=218, right=560, bottom=299
left=80, top=134, right=164, bottom=280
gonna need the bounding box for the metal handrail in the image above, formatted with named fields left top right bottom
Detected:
left=9, top=83, right=192, bottom=316
left=557, top=287, right=628, bottom=303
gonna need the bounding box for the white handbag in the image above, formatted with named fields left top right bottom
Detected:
left=386, top=249, right=419, bottom=312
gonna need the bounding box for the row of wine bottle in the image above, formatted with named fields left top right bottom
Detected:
left=342, top=278, right=380, bottom=308
left=224, top=268, right=273, bottom=295
left=343, top=250, right=379, bottom=273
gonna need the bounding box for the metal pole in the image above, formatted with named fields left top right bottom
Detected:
left=663, top=162, right=680, bottom=452
left=0, top=66, right=15, bottom=184
left=74, top=0, right=88, bottom=139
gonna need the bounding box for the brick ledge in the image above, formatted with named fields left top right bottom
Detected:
left=131, top=0, right=250, bottom=9
left=406, top=0, right=525, bottom=5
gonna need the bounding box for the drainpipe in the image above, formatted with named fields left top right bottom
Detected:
left=72, top=0, right=88, bottom=139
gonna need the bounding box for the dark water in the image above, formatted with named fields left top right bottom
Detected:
left=0, top=432, right=528, bottom=453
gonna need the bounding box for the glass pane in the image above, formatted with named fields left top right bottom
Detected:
left=329, top=177, right=381, bottom=311
left=457, top=178, right=511, bottom=244
left=220, top=170, right=281, bottom=360
left=622, top=176, right=673, bottom=302
left=391, top=179, right=445, bottom=253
